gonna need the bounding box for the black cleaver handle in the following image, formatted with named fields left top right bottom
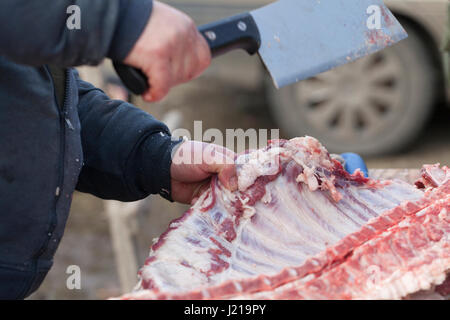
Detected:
left=198, top=12, right=261, bottom=57
left=113, top=13, right=261, bottom=95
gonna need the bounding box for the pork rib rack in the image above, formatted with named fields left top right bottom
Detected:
left=120, top=137, right=449, bottom=300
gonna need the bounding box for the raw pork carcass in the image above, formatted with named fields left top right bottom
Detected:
left=120, top=137, right=449, bottom=300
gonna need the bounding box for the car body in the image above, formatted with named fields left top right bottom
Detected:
left=386, top=0, right=449, bottom=97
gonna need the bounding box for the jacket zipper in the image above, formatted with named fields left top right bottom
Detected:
left=26, top=67, right=70, bottom=296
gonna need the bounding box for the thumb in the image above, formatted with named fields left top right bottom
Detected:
left=218, top=165, right=238, bottom=192
left=201, top=144, right=238, bottom=191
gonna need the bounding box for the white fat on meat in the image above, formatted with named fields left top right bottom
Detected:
left=236, top=147, right=283, bottom=192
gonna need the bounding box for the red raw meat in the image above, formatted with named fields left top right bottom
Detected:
left=118, top=137, right=449, bottom=300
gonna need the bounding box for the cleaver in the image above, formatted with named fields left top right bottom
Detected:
left=113, top=0, right=408, bottom=94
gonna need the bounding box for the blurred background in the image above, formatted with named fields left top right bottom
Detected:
left=30, top=0, right=449, bottom=299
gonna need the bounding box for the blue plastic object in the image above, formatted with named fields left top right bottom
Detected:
left=341, top=153, right=369, bottom=178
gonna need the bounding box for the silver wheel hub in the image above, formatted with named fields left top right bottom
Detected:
left=294, top=52, right=405, bottom=140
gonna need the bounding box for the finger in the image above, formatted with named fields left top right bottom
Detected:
left=170, top=141, right=238, bottom=192
left=142, top=89, right=153, bottom=102
left=190, top=180, right=211, bottom=205
left=173, top=26, right=194, bottom=83
left=184, top=27, right=202, bottom=81
left=218, top=166, right=238, bottom=192
left=145, top=62, right=172, bottom=102
left=200, top=144, right=237, bottom=191
left=180, top=31, right=211, bottom=83
left=208, top=144, right=236, bottom=161
left=180, top=47, right=196, bottom=83
left=171, top=141, right=211, bottom=182
left=192, top=32, right=212, bottom=79
left=142, top=72, right=155, bottom=102
left=171, top=142, right=233, bottom=180
left=203, top=143, right=236, bottom=164
left=201, top=144, right=233, bottom=169
left=171, top=179, right=210, bottom=205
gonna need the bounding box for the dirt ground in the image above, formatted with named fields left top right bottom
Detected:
left=29, top=65, right=450, bottom=299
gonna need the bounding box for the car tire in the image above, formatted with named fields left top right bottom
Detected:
left=265, top=20, right=439, bottom=156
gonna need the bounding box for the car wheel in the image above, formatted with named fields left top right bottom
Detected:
left=265, top=21, right=439, bottom=156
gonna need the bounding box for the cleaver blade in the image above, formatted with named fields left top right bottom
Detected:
left=250, top=0, right=408, bottom=88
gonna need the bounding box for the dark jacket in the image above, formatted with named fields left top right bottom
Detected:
left=0, top=0, right=179, bottom=299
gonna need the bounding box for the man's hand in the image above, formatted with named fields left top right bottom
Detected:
left=124, top=1, right=211, bottom=102
left=170, top=141, right=238, bottom=205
